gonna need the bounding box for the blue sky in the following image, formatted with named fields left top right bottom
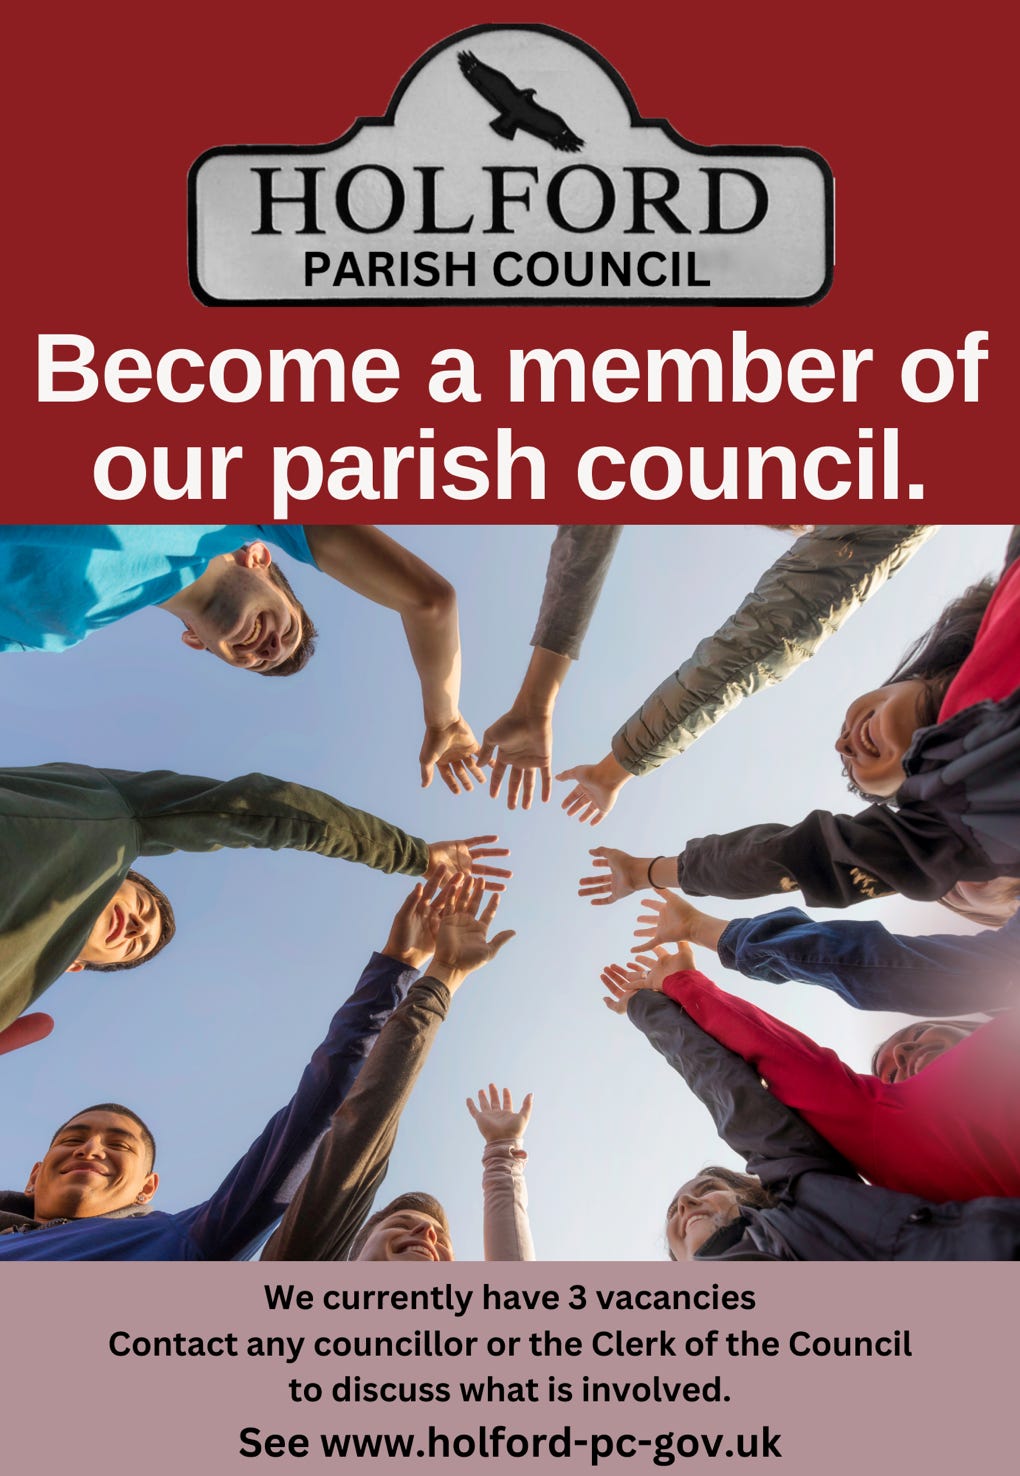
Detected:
left=0, top=523, right=1009, bottom=1259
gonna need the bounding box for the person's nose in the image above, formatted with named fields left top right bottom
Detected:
left=73, top=1135, right=105, bottom=1159
left=124, top=908, right=144, bottom=937
left=892, top=1040, right=915, bottom=1076
left=835, top=727, right=852, bottom=757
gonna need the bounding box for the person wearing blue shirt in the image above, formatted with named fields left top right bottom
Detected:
left=0, top=524, right=482, bottom=791
left=0, top=884, right=435, bottom=1260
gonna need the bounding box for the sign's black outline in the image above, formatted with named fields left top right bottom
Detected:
left=188, top=22, right=834, bottom=308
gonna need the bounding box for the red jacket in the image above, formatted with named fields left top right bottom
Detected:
left=662, top=969, right=1020, bottom=1202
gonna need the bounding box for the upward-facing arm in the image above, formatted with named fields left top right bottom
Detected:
left=559, top=526, right=933, bottom=825
left=262, top=976, right=452, bottom=1261
left=114, top=766, right=430, bottom=875
left=613, top=525, right=934, bottom=777
left=719, top=907, right=1020, bottom=1015
left=626, top=990, right=859, bottom=1193
left=185, top=951, right=419, bottom=1259
left=659, top=969, right=879, bottom=1157
left=481, top=527, right=621, bottom=809
left=304, top=526, right=481, bottom=793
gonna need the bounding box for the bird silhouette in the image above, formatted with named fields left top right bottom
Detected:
left=458, top=51, right=584, bottom=153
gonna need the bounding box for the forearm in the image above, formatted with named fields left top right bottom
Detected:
left=263, top=977, right=451, bottom=1261
left=612, top=525, right=934, bottom=777
left=514, top=646, right=572, bottom=714
left=189, top=952, right=418, bottom=1259
left=660, top=970, right=870, bottom=1123
left=113, top=768, right=429, bottom=875
left=482, top=1141, right=535, bottom=1261
left=626, top=991, right=857, bottom=1190
left=676, top=803, right=980, bottom=907
left=719, top=908, right=1020, bottom=1014
left=402, top=586, right=463, bottom=727
left=530, top=525, right=621, bottom=659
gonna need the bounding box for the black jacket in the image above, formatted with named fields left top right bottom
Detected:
left=628, top=991, right=1020, bottom=1260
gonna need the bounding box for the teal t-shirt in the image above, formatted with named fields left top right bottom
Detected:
left=0, top=525, right=315, bottom=652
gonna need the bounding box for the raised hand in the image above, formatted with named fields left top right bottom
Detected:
left=466, top=1083, right=534, bottom=1142
left=632, top=891, right=729, bottom=954
left=478, top=708, right=553, bottom=811
left=432, top=878, right=516, bottom=986
left=631, top=889, right=702, bottom=951
left=599, top=961, right=649, bottom=1015
left=381, top=870, right=462, bottom=970
left=420, top=714, right=487, bottom=795
left=556, top=753, right=632, bottom=825
left=577, top=846, right=649, bottom=906
left=426, top=835, right=512, bottom=892
left=632, top=943, right=698, bottom=992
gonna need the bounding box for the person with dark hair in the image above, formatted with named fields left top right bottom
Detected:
left=604, top=946, right=1020, bottom=1204
left=0, top=760, right=510, bottom=1048
left=65, top=869, right=176, bottom=975
left=554, top=525, right=934, bottom=824
left=604, top=953, right=1020, bottom=1260
left=579, top=525, right=1020, bottom=910
left=664, top=1169, right=775, bottom=1261
left=836, top=578, right=997, bottom=801
left=0, top=524, right=482, bottom=789
left=0, top=878, right=455, bottom=1260
left=263, top=878, right=516, bottom=1261
left=627, top=887, right=1020, bottom=1018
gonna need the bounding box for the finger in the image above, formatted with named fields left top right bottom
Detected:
left=482, top=1087, right=494, bottom=1110
left=501, top=1086, right=511, bottom=1111
left=470, top=863, right=513, bottom=879
left=420, top=761, right=433, bottom=789
left=466, top=756, right=487, bottom=783
left=476, top=739, right=495, bottom=767
left=555, top=768, right=580, bottom=782
left=521, top=770, right=535, bottom=810
left=520, top=1092, right=534, bottom=1122
left=451, top=760, right=474, bottom=793
left=480, top=892, right=501, bottom=927
left=460, top=835, right=500, bottom=846
left=507, top=766, right=523, bottom=811
left=488, top=929, right=516, bottom=955
left=489, top=761, right=507, bottom=800
left=466, top=877, right=485, bottom=917
left=465, top=1097, right=479, bottom=1120
left=420, top=870, right=445, bottom=905
left=540, top=765, right=552, bottom=804
left=436, top=761, right=460, bottom=797
left=562, top=792, right=588, bottom=816
left=467, top=844, right=511, bottom=859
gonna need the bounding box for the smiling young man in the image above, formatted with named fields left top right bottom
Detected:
left=0, top=881, right=468, bottom=1260
left=0, top=524, right=483, bottom=789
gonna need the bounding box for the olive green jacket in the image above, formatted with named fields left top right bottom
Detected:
left=0, top=764, right=429, bottom=1031
left=612, top=525, right=935, bottom=776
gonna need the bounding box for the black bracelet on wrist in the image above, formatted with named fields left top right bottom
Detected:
left=646, top=855, right=664, bottom=888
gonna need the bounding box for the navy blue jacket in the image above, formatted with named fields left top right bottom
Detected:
left=719, top=907, right=1019, bottom=1016
left=0, top=953, right=415, bottom=1260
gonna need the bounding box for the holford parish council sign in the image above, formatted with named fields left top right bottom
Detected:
left=189, top=24, right=833, bottom=306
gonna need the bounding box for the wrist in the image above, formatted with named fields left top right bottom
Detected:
left=423, top=704, right=460, bottom=730
left=381, top=944, right=431, bottom=970
left=648, top=855, right=679, bottom=889
left=690, top=913, right=727, bottom=952
left=595, top=752, right=631, bottom=788
left=518, top=648, right=571, bottom=712
left=428, top=961, right=469, bottom=993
